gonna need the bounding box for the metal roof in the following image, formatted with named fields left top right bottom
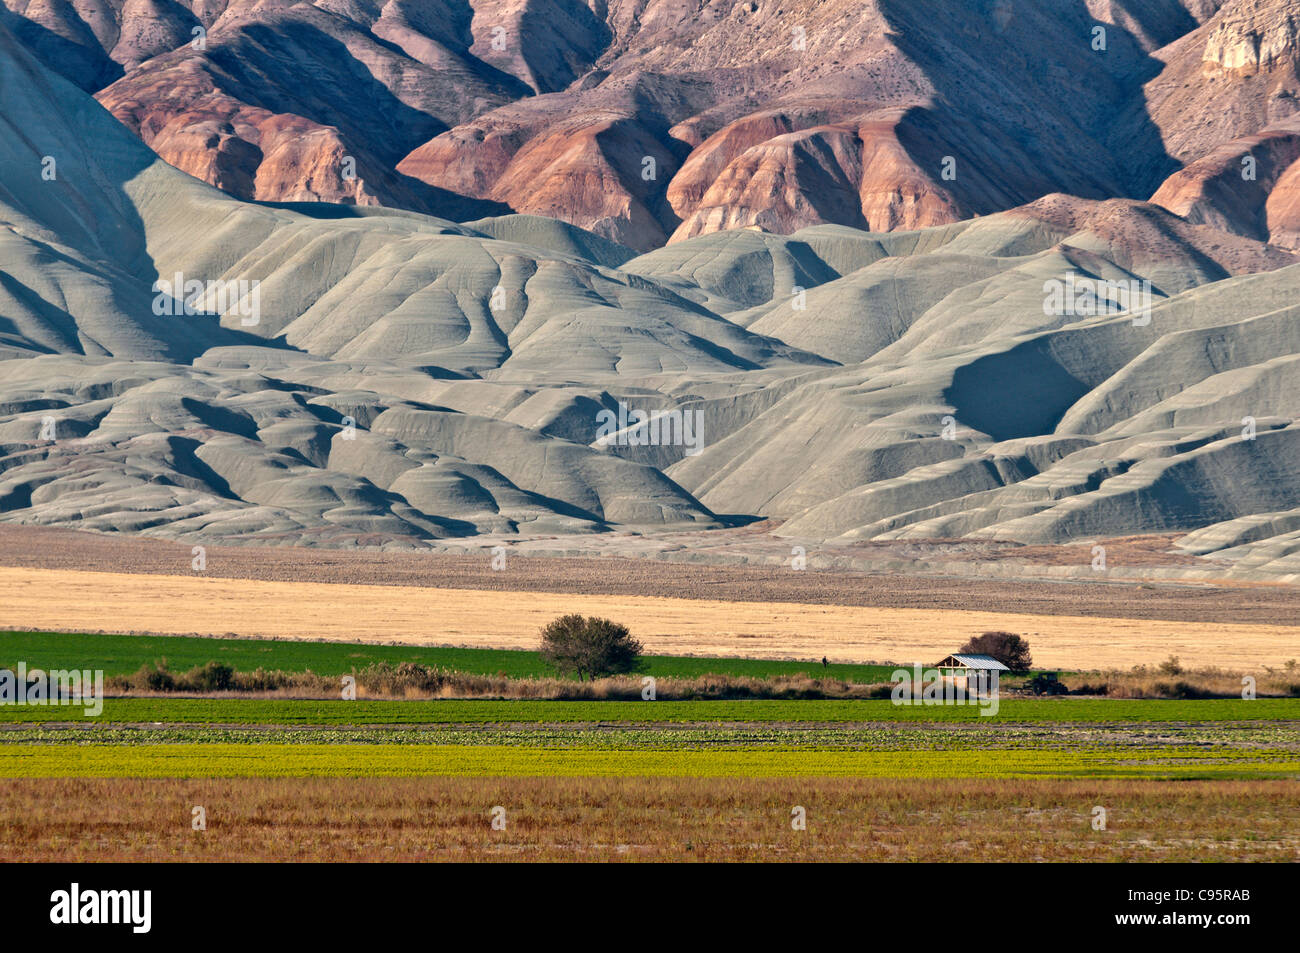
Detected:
left=938, top=653, right=1011, bottom=671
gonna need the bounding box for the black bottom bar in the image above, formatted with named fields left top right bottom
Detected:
left=0, top=861, right=1279, bottom=940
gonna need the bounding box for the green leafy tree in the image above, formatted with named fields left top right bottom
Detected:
left=539, top=614, right=643, bottom=680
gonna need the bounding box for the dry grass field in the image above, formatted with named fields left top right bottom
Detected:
left=2, top=565, right=1296, bottom=670
left=2, top=524, right=1297, bottom=623
left=1, top=777, right=1293, bottom=862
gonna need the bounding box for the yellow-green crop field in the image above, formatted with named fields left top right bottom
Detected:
left=2, top=743, right=1297, bottom=780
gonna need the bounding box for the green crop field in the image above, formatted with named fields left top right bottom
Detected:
left=0, top=630, right=897, bottom=682
left=3, top=639, right=1296, bottom=794
left=0, top=743, right=1294, bottom=779
left=1, top=697, right=1297, bottom=725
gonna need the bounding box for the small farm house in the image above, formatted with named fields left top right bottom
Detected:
left=935, top=653, right=1009, bottom=695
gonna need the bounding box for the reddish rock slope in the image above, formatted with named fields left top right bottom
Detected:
left=12, top=0, right=1300, bottom=250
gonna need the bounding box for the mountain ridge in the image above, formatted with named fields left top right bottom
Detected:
left=1, top=10, right=1298, bottom=578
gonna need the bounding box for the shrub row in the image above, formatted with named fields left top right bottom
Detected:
left=109, top=660, right=895, bottom=701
